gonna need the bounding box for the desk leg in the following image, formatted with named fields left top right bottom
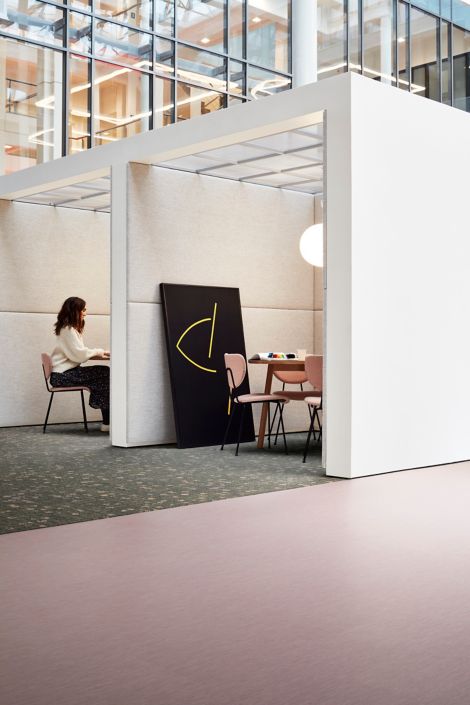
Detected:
left=257, top=366, right=274, bottom=448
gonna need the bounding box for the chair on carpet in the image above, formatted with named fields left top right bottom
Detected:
left=41, top=353, right=90, bottom=433
left=221, top=353, right=290, bottom=456
left=270, top=368, right=310, bottom=443
left=302, top=355, right=323, bottom=463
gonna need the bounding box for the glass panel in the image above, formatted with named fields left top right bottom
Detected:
left=70, top=0, right=90, bottom=8
left=94, top=60, right=151, bottom=145
left=453, top=25, right=470, bottom=111
left=412, top=0, right=440, bottom=14
left=176, top=83, right=225, bottom=121
left=155, top=37, right=174, bottom=77
left=153, top=76, right=174, bottom=128
left=317, top=0, right=347, bottom=80
left=363, top=0, right=394, bottom=85
left=68, top=11, right=91, bottom=54
left=68, top=55, right=90, bottom=154
left=229, top=59, right=245, bottom=95
left=94, top=0, right=152, bottom=30
left=442, top=21, right=451, bottom=105
left=348, top=0, right=361, bottom=72
left=177, top=45, right=226, bottom=92
left=176, top=0, right=226, bottom=51
left=410, top=7, right=438, bottom=100
left=0, top=37, right=62, bottom=174
left=398, top=1, right=409, bottom=90
left=229, top=0, right=244, bottom=58
left=155, top=0, right=174, bottom=37
left=453, top=0, right=470, bottom=32
left=228, top=95, right=245, bottom=105
left=0, top=1, right=64, bottom=47
left=247, top=0, right=290, bottom=73
left=247, top=65, right=291, bottom=99
left=94, top=20, right=152, bottom=70
left=441, top=0, right=451, bottom=21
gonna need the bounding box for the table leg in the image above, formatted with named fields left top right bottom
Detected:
left=257, top=366, right=274, bottom=448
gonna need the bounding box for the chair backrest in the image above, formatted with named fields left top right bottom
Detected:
left=41, top=353, right=52, bottom=390
left=304, top=354, right=322, bottom=391
left=224, top=353, right=246, bottom=392
left=273, top=370, right=308, bottom=385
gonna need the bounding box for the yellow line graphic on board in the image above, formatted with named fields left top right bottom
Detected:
left=208, top=302, right=217, bottom=359
left=176, top=305, right=218, bottom=374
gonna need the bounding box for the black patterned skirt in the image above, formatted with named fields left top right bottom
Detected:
left=50, top=365, right=110, bottom=410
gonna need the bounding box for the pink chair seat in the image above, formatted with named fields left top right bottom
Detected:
left=237, top=393, right=290, bottom=404
left=273, top=370, right=308, bottom=385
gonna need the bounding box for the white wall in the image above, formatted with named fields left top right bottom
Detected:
left=342, top=75, right=470, bottom=477
left=125, top=163, right=317, bottom=446
left=0, top=202, right=110, bottom=426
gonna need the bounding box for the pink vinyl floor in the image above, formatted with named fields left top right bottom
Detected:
left=2, top=462, right=470, bottom=705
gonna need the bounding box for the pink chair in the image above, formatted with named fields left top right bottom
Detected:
left=271, top=360, right=323, bottom=444
left=303, top=355, right=323, bottom=462
left=221, top=353, right=289, bottom=456
left=41, top=353, right=90, bottom=433
left=270, top=368, right=310, bottom=442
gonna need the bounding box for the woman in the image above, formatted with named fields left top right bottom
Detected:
left=50, top=297, right=111, bottom=432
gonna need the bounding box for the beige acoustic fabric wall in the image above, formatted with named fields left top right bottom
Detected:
left=0, top=201, right=110, bottom=426
left=127, top=163, right=317, bottom=446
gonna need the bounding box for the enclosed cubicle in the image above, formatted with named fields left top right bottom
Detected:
left=2, top=72, right=470, bottom=479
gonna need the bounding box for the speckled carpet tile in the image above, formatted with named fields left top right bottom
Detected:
left=0, top=424, right=335, bottom=534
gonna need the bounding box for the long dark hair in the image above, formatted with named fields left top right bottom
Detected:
left=54, top=297, right=86, bottom=336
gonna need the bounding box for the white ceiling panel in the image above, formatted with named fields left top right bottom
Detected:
left=241, top=152, right=315, bottom=172
left=247, top=130, right=317, bottom=153
left=283, top=165, right=323, bottom=181
left=198, top=143, right=273, bottom=164
left=200, top=163, right=273, bottom=180
left=158, top=154, right=223, bottom=172
left=244, top=171, right=311, bottom=187
left=13, top=176, right=111, bottom=211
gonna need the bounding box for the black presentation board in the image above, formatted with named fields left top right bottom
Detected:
left=161, top=283, right=255, bottom=448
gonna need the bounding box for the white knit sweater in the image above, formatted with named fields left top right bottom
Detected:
left=51, top=326, right=104, bottom=373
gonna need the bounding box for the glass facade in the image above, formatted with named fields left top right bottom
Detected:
left=318, top=0, right=470, bottom=111
left=3, top=0, right=470, bottom=175
left=0, top=0, right=292, bottom=174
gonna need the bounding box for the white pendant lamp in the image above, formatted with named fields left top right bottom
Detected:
left=299, top=223, right=323, bottom=267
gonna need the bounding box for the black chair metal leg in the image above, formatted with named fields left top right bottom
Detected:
left=316, top=408, right=322, bottom=441
left=80, top=390, right=89, bottom=433
left=235, top=404, right=246, bottom=456
left=267, top=404, right=271, bottom=449
left=308, top=405, right=317, bottom=441
left=221, top=404, right=236, bottom=450
left=303, top=407, right=316, bottom=463
left=270, top=403, right=279, bottom=444
left=273, top=413, right=282, bottom=446
left=43, top=393, right=54, bottom=433
left=278, top=403, right=288, bottom=454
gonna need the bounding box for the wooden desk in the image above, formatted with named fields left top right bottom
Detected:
left=249, top=358, right=305, bottom=448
